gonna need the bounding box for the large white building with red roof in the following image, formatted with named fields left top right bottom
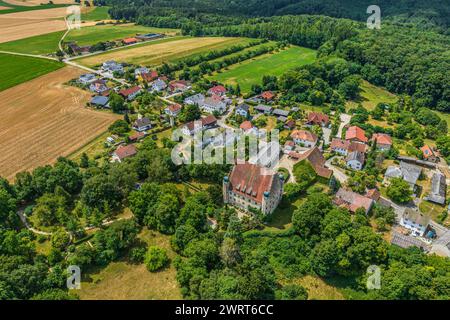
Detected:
left=223, top=163, right=284, bottom=215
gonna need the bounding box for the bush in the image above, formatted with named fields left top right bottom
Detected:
left=145, top=246, right=169, bottom=272
left=129, top=247, right=146, bottom=264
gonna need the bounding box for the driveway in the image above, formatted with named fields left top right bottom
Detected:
left=337, top=113, right=351, bottom=138
left=273, top=154, right=296, bottom=183
left=325, top=156, right=349, bottom=183
left=322, top=127, right=331, bottom=144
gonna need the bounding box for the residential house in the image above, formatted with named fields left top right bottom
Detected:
left=132, top=117, right=152, bottom=132
left=208, top=85, right=227, bottom=96
left=182, top=115, right=218, bottom=135
left=235, top=103, right=250, bottom=118
left=400, top=208, right=431, bottom=237
left=78, top=73, right=97, bottom=85
left=102, top=61, right=124, bottom=74
left=89, top=80, right=108, bottom=94
left=272, top=109, right=289, bottom=119
left=140, top=71, right=159, bottom=83
left=165, top=103, right=182, bottom=117
left=68, top=43, right=91, bottom=55
left=240, top=120, right=253, bottom=132
left=290, top=130, right=318, bottom=148
left=288, top=147, right=333, bottom=179
left=260, top=91, right=275, bottom=102
left=333, top=188, right=374, bottom=214
left=150, top=78, right=167, bottom=92
left=306, top=112, right=329, bottom=127
left=330, top=138, right=366, bottom=156
left=89, top=95, right=109, bottom=108
left=201, top=95, right=226, bottom=114
left=184, top=93, right=205, bottom=106
left=123, top=37, right=138, bottom=45
left=223, top=163, right=284, bottom=215
left=384, top=161, right=422, bottom=191
left=372, top=133, right=393, bottom=151
left=112, top=144, right=138, bottom=163
left=421, top=145, right=438, bottom=162
left=169, top=80, right=191, bottom=93
left=134, top=67, right=149, bottom=76
left=391, top=231, right=430, bottom=251
left=254, top=104, right=273, bottom=115
left=345, top=125, right=368, bottom=144
left=346, top=151, right=365, bottom=170
left=284, top=140, right=295, bottom=151
left=424, top=172, right=447, bottom=205
left=119, top=86, right=141, bottom=101
left=129, top=131, right=145, bottom=142
left=284, top=119, right=296, bottom=130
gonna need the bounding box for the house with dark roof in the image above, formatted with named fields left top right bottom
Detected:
left=89, top=80, right=108, bottom=93
left=284, top=119, right=296, bottom=130
left=391, top=231, right=430, bottom=251
left=134, top=67, right=150, bottom=76
left=235, top=103, right=250, bottom=118
left=150, top=78, right=167, bottom=92
left=424, top=172, right=446, bottom=205
left=333, top=188, right=374, bottom=214
left=346, top=151, right=365, bottom=170
left=272, top=109, right=289, bottom=118
left=89, top=95, right=109, bottom=108
left=112, top=144, right=138, bottom=163
left=132, top=117, right=152, bottom=132
left=184, top=93, right=205, bottom=106
left=254, top=104, right=272, bottom=114
left=384, top=161, right=422, bottom=191
left=223, top=163, right=284, bottom=215
left=182, top=115, right=218, bottom=135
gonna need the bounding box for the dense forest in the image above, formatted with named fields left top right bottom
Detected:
left=106, top=1, right=450, bottom=112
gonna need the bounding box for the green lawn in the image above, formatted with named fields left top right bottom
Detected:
left=0, top=1, right=68, bottom=14
left=0, top=53, right=64, bottom=91
left=65, top=24, right=179, bottom=46
left=207, top=45, right=317, bottom=93
left=0, top=31, right=65, bottom=55
left=81, top=6, right=110, bottom=21
left=346, top=80, right=398, bottom=111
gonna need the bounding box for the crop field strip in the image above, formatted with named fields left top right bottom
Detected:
left=207, top=45, right=317, bottom=92
left=76, top=36, right=251, bottom=67
left=0, top=66, right=120, bottom=180
left=0, top=0, right=69, bottom=14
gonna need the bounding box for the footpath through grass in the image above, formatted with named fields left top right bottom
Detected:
left=0, top=53, right=64, bottom=91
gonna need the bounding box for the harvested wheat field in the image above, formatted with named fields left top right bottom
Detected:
left=0, top=66, right=120, bottom=180
left=78, top=36, right=245, bottom=67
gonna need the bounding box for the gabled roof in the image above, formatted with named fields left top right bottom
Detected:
left=346, top=151, right=365, bottom=164
left=372, top=133, right=392, bottom=146
left=334, top=188, right=374, bottom=213
left=291, top=130, right=317, bottom=143
left=228, top=163, right=276, bottom=203
left=421, top=145, right=435, bottom=158
left=254, top=104, right=272, bottom=113
left=236, top=103, right=250, bottom=112
left=291, top=147, right=332, bottom=179
left=273, top=109, right=289, bottom=117
left=141, top=71, right=158, bottom=82
left=424, top=172, right=446, bottom=204
left=391, top=231, right=429, bottom=250
left=123, top=37, right=138, bottom=44
left=240, top=120, right=253, bottom=131
left=133, top=117, right=151, bottom=128
left=348, top=142, right=367, bottom=153
left=90, top=95, right=109, bottom=106
left=365, top=188, right=381, bottom=201
left=345, top=126, right=367, bottom=143
left=114, top=144, right=137, bottom=160
left=307, top=112, right=329, bottom=125
left=260, top=91, right=275, bottom=100
left=208, top=85, right=226, bottom=95
left=185, top=115, right=218, bottom=131
left=167, top=103, right=182, bottom=113
left=119, top=86, right=141, bottom=97
left=403, top=208, right=430, bottom=226
left=331, top=138, right=350, bottom=150
left=385, top=161, right=422, bottom=186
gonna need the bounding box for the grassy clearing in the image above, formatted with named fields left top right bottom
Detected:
left=346, top=80, right=398, bottom=111
left=81, top=6, right=110, bottom=21
left=0, top=30, right=64, bottom=54
left=0, top=1, right=68, bottom=14
left=78, top=228, right=181, bottom=300
left=0, top=53, right=63, bottom=91
left=66, top=24, right=179, bottom=46
left=77, top=36, right=251, bottom=68
left=286, top=275, right=345, bottom=300
left=207, top=45, right=317, bottom=93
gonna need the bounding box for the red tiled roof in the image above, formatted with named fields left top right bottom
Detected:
left=421, top=145, right=435, bottom=158
left=291, top=130, right=317, bottom=143
left=285, top=140, right=295, bottom=147
left=334, top=188, right=374, bottom=213
left=345, top=126, right=367, bottom=143
left=331, top=138, right=350, bottom=150
left=114, top=144, right=137, bottom=160
left=123, top=37, right=138, bottom=44
left=129, top=131, right=145, bottom=141
left=260, top=91, right=275, bottom=100
left=348, top=142, right=367, bottom=153
left=141, top=71, right=158, bottom=82
left=119, top=86, right=140, bottom=97
left=208, top=85, right=226, bottom=95
left=168, top=103, right=182, bottom=113
left=289, top=147, right=332, bottom=179
left=228, top=163, right=275, bottom=203
left=170, top=80, right=189, bottom=89
left=365, top=188, right=381, bottom=201
left=307, top=112, right=329, bottom=125
left=372, top=133, right=392, bottom=146
left=240, top=120, right=253, bottom=131
left=185, top=115, right=217, bottom=131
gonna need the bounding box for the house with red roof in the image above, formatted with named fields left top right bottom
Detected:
left=290, top=130, right=318, bottom=148
left=306, top=112, right=330, bottom=127
left=288, top=147, right=333, bottom=179
left=345, top=126, right=368, bottom=143
left=112, top=144, right=138, bottom=163
left=372, top=133, right=393, bottom=150
left=208, top=85, right=227, bottom=96
left=240, top=120, right=254, bottom=132
left=119, top=86, right=141, bottom=101
left=169, top=80, right=191, bottom=93
left=140, top=71, right=159, bottom=83
left=421, top=145, right=438, bottom=162
left=123, top=37, right=138, bottom=45
left=260, top=91, right=275, bottom=101
left=165, top=103, right=182, bottom=117
left=182, top=115, right=218, bottom=135
left=223, top=163, right=284, bottom=215
left=333, top=188, right=374, bottom=214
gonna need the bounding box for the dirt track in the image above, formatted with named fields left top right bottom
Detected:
left=0, top=66, right=120, bottom=180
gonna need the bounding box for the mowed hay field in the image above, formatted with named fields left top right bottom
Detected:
left=0, top=66, right=120, bottom=180
left=78, top=229, right=181, bottom=300
left=208, top=45, right=317, bottom=93
left=77, top=36, right=250, bottom=67
left=0, top=53, right=64, bottom=90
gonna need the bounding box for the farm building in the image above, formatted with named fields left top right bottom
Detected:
left=112, top=144, right=138, bottom=163
left=333, top=188, right=374, bottom=214
left=424, top=172, right=447, bottom=205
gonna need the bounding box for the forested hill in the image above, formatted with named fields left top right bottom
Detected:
left=105, top=0, right=449, bottom=30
